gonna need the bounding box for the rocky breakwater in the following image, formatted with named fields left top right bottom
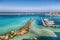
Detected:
left=0, top=18, right=33, bottom=40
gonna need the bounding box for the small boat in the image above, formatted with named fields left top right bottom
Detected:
left=41, top=18, right=55, bottom=26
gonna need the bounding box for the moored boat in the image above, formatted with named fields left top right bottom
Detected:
left=41, top=18, right=55, bottom=26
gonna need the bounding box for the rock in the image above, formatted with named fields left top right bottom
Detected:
left=30, top=38, right=37, bottom=40
left=10, top=31, right=15, bottom=35
left=10, top=35, right=13, bottom=38
left=0, top=35, right=5, bottom=40
left=20, top=30, right=27, bottom=35
left=0, top=18, right=33, bottom=40
left=16, top=30, right=27, bottom=35
left=10, top=30, right=17, bottom=38
left=0, top=39, right=1, bottom=40
left=9, top=34, right=14, bottom=38
left=16, top=18, right=33, bottom=35
left=4, top=34, right=9, bottom=40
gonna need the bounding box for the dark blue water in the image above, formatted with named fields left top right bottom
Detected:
left=0, top=14, right=60, bottom=25
left=38, top=36, right=60, bottom=40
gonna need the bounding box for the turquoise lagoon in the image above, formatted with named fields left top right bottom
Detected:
left=0, top=12, right=60, bottom=40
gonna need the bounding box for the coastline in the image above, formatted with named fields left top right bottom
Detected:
left=0, top=18, right=33, bottom=40
left=45, top=12, right=60, bottom=16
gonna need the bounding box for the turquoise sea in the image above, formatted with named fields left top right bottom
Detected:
left=0, top=12, right=60, bottom=40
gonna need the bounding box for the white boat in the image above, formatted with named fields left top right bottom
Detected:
left=41, top=18, right=55, bottom=26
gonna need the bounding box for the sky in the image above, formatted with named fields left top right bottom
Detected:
left=0, top=0, right=60, bottom=12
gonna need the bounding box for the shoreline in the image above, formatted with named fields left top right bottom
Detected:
left=0, top=18, right=33, bottom=40
left=45, top=12, right=60, bottom=16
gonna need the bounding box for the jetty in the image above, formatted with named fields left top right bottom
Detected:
left=0, top=18, right=33, bottom=40
left=16, top=18, right=33, bottom=35
left=30, top=38, right=37, bottom=40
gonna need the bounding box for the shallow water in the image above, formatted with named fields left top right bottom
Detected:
left=0, top=12, right=60, bottom=40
